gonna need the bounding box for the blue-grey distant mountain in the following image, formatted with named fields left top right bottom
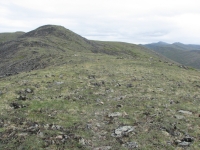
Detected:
left=143, top=42, right=200, bottom=69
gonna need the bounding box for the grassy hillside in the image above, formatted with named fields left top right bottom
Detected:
left=172, top=42, right=200, bottom=51
left=143, top=42, right=200, bottom=69
left=0, top=26, right=200, bottom=149
left=0, top=25, right=166, bottom=76
left=0, top=32, right=25, bottom=43
left=0, top=25, right=96, bottom=76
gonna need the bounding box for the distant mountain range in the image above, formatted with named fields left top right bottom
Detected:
left=142, top=42, right=200, bottom=69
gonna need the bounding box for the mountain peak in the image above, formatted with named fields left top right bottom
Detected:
left=172, top=42, right=184, bottom=45
left=21, top=24, right=73, bottom=38
left=144, top=41, right=169, bottom=46
left=156, top=41, right=169, bottom=45
left=35, top=24, right=68, bottom=32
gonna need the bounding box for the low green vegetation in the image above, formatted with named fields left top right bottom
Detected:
left=143, top=42, right=200, bottom=69
left=0, top=32, right=24, bottom=43
left=0, top=25, right=200, bottom=149
left=0, top=47, right=200, bottom=149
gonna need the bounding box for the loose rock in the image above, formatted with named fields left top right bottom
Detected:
left=26, top=88, right=32, bottom=93
left=162, top=131, right=170, bottom=136
left=56, top=135, right=63, bottom=140
left=178, top=110, right=192, bottom=115
left=182, top=135, right=194, bottom=142
left=17, top=95, right=27, bottom=101
left=96, top=123, right=101, bottom=127
left=55, top=81, right=64, bottom=85
left=127, top=84, right=133, bottom=88
left=116, top=104, right=123, bottom=108
left=111, top=126, right=135, bottom=137
left=178, top=141, right=190, bottom=147
left=38, top=132, right=44, bottom=138
left=79, top=138, right=86, bottom=145
left=86, top=124, right=92, bottom=130
left=100, top=101, right=104, bottom=105
left=108, top=112, right=122, bottom=118
left=175, top=135, right=194, bottom=147
left=10, top=102, right=26, bottom=109
left=174, top=115, right=185, bottom=120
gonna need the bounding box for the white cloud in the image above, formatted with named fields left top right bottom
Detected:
left=0, top=0, right=200, bottom=44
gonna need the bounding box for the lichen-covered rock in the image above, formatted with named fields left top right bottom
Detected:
left=111, top=126, right=135, bottom=137
left=178, top=110, right=192, bottom=115
left=108, top=112, right=122, bottom=118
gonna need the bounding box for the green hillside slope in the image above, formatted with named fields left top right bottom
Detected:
left=143, top=42, right=200, bottom=69
left=0, top=25, right=167, bottom=76
left=0, top=32, right=25, bottom=43
left=0, top=26, right=200, bottom=149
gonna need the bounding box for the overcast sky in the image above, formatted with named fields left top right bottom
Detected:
left=1, top=0, right=200, bottom=44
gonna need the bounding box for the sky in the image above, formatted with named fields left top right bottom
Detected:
left=0, top=0, right=200, bottom=44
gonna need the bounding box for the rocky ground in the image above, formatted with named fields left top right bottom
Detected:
left=0, top=25, right=200, bottom=149
left=0, top=52, right=200, bottom=149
